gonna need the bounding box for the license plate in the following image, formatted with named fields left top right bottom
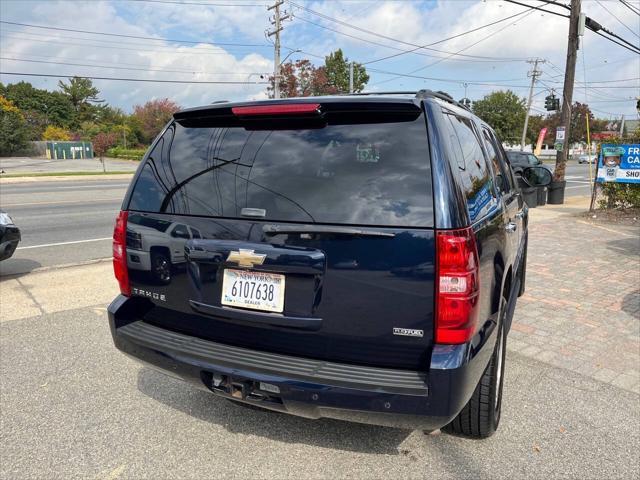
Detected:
left=221, top=269, right=285, bottom=313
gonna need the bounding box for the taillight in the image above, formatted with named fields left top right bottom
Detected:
left=435, top=227, right=480, bottom=344
left=232, top=103, right=321, bottom=117
left=113, top=210, right=130, bottom=296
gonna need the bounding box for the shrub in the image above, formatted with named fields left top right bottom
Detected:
left=106, top=146, right=146, bottom=161
left=596, top=138, right=640, bottom=210
left=598, top=183, right=640, bottom=209
left=42, top=125, right=72, bottom=141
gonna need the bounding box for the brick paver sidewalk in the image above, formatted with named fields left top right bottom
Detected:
left=510, top=197, right=640, bottom=393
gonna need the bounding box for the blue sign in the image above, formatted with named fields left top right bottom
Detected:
left=596, top=144, right=640, bottom=184
left=467, top=181, right=495, bottom=221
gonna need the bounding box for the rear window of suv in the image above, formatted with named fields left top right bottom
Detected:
left=128, top=112, right=434, bottom=227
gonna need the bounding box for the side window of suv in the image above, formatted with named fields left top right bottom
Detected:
left=442, top=110, right=496, bottom=222
left=491, top=131, right=516, bottom=191
left=481, top=128, right=511, bottom=194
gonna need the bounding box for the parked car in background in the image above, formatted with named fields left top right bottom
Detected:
left=108, top=91, right=550, bottom=438
left=577, top=154, right=596, bottom=164
left=506, top=151, right=554, bottom=176
left=0, top=211, right=21, bottom=261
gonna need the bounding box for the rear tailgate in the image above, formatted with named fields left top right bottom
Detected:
left=124, top=99, right=436, bottom=370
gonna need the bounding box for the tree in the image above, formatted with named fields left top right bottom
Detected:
left=58, top=77, right=102, bottom=111
left=58, top=77, right=104, bottom=126
left=0, top=96, right=30, bottom=156
left=0, top=81, right=74, bottom=127
left=472, top=90, right=526, bottom=145
left=269, top=59, right=335, bottom=98
left=132, top=98, right=180, bottom=144
left=324, top=49, right=369, bottom=93
left=268, top=51, right=370, bottom=98
left=541, top=102, right=606, bottom=145
left=42, top=125, right=72, bottom=141
left=93, top=132, right=118, bottom=172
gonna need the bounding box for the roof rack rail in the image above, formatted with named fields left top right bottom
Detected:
left=415, top=89, right=471, bottom=111
left=344, top=91, right=418, bottom=96
left=346, top=89, right=471, bottom=111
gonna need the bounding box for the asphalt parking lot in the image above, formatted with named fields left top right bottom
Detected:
left=1, top=299, right=638, bottom=479
left=1, top=176, right=638, bottom=479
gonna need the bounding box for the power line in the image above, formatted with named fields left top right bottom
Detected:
left=0, top=29, right=260, bottom=53
left=534, top=0, right=571, bottom=10
left=0, top=72, right=269, bottom=84
left=286, top=1, right=528, bottom=60
left=0, top=57, right=270, bottom=76
left=0, top=32, right=246, bottom=56
left=127, top=0, right=268, bottom=5
left=502, top=0, right=570, bottom=17
left=591, top=29, right=640, bottom=54
left=294, top=16, right=525, bottom=63
left=0, top=20, right=270, bottom=48
left=543, top=76, right=640, bottom=84
left=362, top=7, right=535, bottom=65
left=585, top=16, right=640, bottom=53
left=595, top=0, right=640, bottom=38
left=372, top=7, right=538, bottom=87
left=619, top=0, right=640, bottom=16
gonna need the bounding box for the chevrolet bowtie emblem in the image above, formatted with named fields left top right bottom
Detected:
left=226, top=249, right=266, bottom=268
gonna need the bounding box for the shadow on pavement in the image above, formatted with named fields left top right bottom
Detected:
left=0, top=258, right=42, bottom=279
left=136, top=367, right=413, bottom=455
left=621, top=290, right=640, bottom=319
left=606, top=237, right=640, bottom=257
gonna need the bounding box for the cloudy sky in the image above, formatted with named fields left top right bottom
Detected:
left=0, top=0, right=638, bottom=119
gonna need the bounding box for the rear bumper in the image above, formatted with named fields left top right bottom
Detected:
left=109, top=295, right=496, bottom=430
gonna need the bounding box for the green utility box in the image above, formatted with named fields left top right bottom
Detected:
left=46, top=141, right=94, bottom=160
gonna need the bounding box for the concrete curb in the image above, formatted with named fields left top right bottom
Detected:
left=0, top=174, right=134, bottom=184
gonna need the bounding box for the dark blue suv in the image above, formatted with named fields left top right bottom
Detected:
left=108, top=91, right=550, bottom=438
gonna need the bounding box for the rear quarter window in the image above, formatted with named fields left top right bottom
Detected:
left=128, top=111, right=434, bottom=227
left=441, top=110, right=498, bottom=222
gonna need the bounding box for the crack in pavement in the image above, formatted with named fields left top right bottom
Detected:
left=15, top=277, right=45, bottom=316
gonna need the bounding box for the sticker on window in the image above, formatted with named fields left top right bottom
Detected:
left=356, top=143, right=380, bottom=163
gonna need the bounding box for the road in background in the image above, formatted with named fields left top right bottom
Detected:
left=0, top=178, right=129, bottom=276
left=0, top=156, right=139, bottom=174
left=563, top=163, right=597, bottom=197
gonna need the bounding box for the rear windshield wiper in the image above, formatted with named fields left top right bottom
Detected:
left=262, top=224, right=395, bottom=238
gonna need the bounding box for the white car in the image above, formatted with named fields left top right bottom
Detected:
left=577, top=154, right=596, bottom=164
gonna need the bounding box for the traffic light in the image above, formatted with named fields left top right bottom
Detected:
left=545, top=95, right=554, bottom=111
left=545, top=94, right=560, bottom=111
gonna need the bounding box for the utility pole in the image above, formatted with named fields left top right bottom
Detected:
left=553, top=0, right=581, bottom=184
left=349, top=61, right=354, bottom=94
left=267, top=1, right=290, bottom=99
left=520, top=58, right=544, bottom=151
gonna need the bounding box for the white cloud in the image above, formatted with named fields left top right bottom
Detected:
left=0, top=0, right=273, bottom=110
left=0, top=0, right=637, bottom=117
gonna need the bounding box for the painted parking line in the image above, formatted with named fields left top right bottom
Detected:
left=17, top=237, right=112, bottom=250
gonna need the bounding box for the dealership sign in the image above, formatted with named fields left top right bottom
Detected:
left=596, top=144, right=640, bottom=184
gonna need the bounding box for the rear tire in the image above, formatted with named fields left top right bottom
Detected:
left=442, top=317, right=506, bottom=439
